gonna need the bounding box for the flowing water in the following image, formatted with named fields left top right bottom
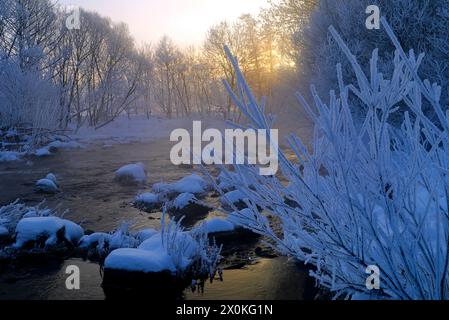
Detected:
left=0, top=139, right=312, bottom=300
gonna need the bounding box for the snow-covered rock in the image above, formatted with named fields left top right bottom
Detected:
left=35, top=175, right=59, bottom=194
left=220, top=190, right=249, bottom=210
left=0, top=225, right=9, bottom=237
left=0, top=151, right=23, bottom=162
left=153, top=174, right=210, bottom=197
left=167, top=193, right=213, bottom=224
left=115, top=162, right=147, bottom=185
left=105, top=231, right=198, bottom=274
left=134, top=228, right=158, bottom=242
left=33, top=141, right=83, bottom=157
left=104, top=248, right=176, bottom=273
left=134, top=192, right=162, bottom=212
left=138, top=232, right=197, bottom=256
left=45, top=173, right=58, bottom=184
left=14, top=216, right=84, bottom=248
left=173, top=193, right=198, bottom=209
left=138, top=232, right=198, bottom=269
left=78, top=232, right=112, bottom=249
left=200, top=218, right=235, bottom=233
left=35, top=147, right=52, bottom=157
left=109, top=229, right=140, bottom=250
left=0, top=201, right=53, bottom=236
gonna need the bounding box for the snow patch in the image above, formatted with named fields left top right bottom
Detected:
left=134, top=228, right=158, bottom=242
left=15, top=217, right=84, bottom=248
left=115, top=162, right=147, bottom=184
left=200, top=218, right=235, bottom=233
left=48, top=140, right=83, bottom=150
left=104, top=248, right=176, bottom=273
left=35, top=147, right=52, bottom=157
left=0, top=226, right=9, bottom=237
left=135, top=193, right=160, bottom=205
left=35, top=176, right=59, bottom=193
left=78, top=232, right=112, bottom=248
left=153, top=174, right=210, bottom=196
left=173, top=193, right=197, bottom=209
left=0, top=151, right=23, bottom=162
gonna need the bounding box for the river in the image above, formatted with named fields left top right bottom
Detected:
left=0, top=139, right=314, bottom=300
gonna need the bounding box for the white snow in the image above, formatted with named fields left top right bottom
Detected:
left=45, top=173, right=58, bottom=185
left=228, top=208, right=255, bottom=226
left=200, top=218, right=235, bottom=233
left=0, top=225, right=8, bottom=237
left=104, top=230, right=199, bottom=274
left=153, top=174, right=210, bottom=195
left=1, top=140, right=82, bottom=162
left=139, top=232, right=198, bottom=269
left=105, top=229, right=197, bottom=273
left=104, top=248, right=176, bottom=273
left=109, top=229, right=140, bottom=250
left=0, top=151, right=23, bottom=162
left=135, top=193, right=160, bottom=205
left=134, top=228, right=158, bottom=242
left=35, top=178, right=59, bottom=193
left=47, top=140, right=83, bottom=150
left=115, top=162, right=147, bottom=184
left=172, top=193, right=197, bottom=209
left=78, top=232, right=112, bottom=248
left=138, top=232, right=197, bottom=257
left=35, top=147, right=52, bottom=157
left=221, top=190, right=247, bottom=206
left=137, top=233, right=167, bottom=252
left=14, top=217, right=84, bottom=248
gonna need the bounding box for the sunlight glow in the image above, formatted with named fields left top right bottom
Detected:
left=58, top=0, right=269, bottom=46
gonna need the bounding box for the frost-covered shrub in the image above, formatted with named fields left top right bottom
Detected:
left=301, top=0, right=449, bottom=124
left=219, top=18, right=449, bottom=299
left=0, top=60, right=60, bottom=149
left=0, top=200, right=83, bottom=251
left=79, top=221, right=141, bottom=262
left=100, top=214, right=222, bottom=277
left=0, top=200, right=53, bottom=236
left=161, top=212, right=222, bottom=276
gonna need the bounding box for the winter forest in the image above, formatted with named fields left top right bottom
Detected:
left=1, top=0, right=449, bottom=302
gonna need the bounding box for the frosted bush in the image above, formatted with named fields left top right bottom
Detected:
left=0, top=60, right=60, bottom=149
left=0, top=200, right=53, bottom=235
left=219, top=18, right=449, bottom=299
left=161, top=211, right=222, bottom=276
left=301, top=0, right=449, bottom=123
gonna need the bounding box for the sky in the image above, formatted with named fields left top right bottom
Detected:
left=59, top=0, right=269, bottom=46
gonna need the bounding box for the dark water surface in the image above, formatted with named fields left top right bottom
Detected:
left=0, top=140, right=310, bottom=300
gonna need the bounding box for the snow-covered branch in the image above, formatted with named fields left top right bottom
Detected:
left=220, top=18, right=449, bottom=299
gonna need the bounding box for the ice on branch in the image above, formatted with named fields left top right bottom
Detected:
left=218, top=17, right=449, bottom=299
